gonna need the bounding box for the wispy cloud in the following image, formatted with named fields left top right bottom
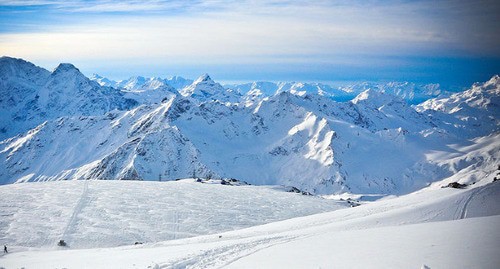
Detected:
left=0, top=0, right=212, bottom=13
left=0, top=0, right=498, bottom=84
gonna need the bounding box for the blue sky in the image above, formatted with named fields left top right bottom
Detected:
left=1, top=0, right=499, bottom=88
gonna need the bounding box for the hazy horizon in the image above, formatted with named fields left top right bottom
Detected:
left=2, top=0, right=499, bottom=88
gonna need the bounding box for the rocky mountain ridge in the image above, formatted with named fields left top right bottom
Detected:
left=1, top=57, right=498, bottom=196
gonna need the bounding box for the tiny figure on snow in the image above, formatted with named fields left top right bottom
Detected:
left=3, top=245, right=7, bottom=253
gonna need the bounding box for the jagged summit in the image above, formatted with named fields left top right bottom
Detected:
left=194, top=73, right=213, bottom=84
left=415, top=74, right=499, bottom=137
left=179, top=73, right=241, bottom=103
left=0, top=59, right=138, bottom=140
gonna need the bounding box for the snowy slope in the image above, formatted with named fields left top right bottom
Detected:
left=0, top=179, right=345, bottom=249
left=0, top=99, right=213, bottom=183
left=1, top=178, right=498, bottom=268
left=1, top=94, right=496, bottom=195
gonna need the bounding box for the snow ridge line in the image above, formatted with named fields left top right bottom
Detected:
left=60, top=180, right=90, bottom=246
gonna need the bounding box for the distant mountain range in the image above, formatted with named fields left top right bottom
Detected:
left=91, top=73, right=450, bottom=104
left=1, top=56, right=498, bottom=196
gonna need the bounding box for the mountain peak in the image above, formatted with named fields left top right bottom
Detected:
left=0, top=56, right=46, bottom=72
left=194, top=73, right=213, bottom=84
left=53, top=63, right=80, bottom=74
left=485, top=74, right=499, bottom=87
left=129, top=75, right=146, bottom=81
left=352, top=89, right=382, bottom=103
left=351, top=89, right=405, bottom=108
left=91, top=73, right=103, bottom=79
left=0, top=56, right=51, bottom=83
left=0, top=56, right=28, bottom=65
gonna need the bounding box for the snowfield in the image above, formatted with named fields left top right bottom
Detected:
left=0, top=180, right=345, bottom=249
left=1, top=180, right=499, bottom=268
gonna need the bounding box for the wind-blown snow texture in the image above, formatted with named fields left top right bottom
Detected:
left=0, top=179, right=345, bottom=249
left=1, top=57, right=498, bottom=197
left=1, top=175, right=499, bottom=268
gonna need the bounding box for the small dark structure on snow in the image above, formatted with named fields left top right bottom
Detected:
left=445, top=182, right=467, bottom=189
left=57, top=240, right=67, bottom=247
left=286, top=186, right=312, bottom=196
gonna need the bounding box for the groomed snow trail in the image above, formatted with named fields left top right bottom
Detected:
left=60, top=180, right=90, bottom=246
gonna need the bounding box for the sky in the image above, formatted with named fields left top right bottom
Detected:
left=0, top=0, right=499, bottom=88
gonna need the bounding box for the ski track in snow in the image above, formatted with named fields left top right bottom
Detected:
left=457, top=186, right=485, bottom=220
left=161, top=235, right=296, bottom=269
left=60, top=180, right=89, bottom=246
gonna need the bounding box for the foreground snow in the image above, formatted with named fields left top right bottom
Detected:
left=1, top=180, right=498, bottom=268
left=0, top=180, right=345, bottom=249
left=228, top=216, right=500, bottom=269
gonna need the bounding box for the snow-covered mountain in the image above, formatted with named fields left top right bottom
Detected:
left=227, top=80, right=449, bottom=104
left=93, top=74, right=448, bottom=105
left=340, top=81, right=447, bottom=104
left=1, top=57, right=498, bottom=197
left=0, top=57, right=138, bottom=140
left=415, top=75, right=499, bottom=137
left=91, top=74, right=193, bottom=91
left=90, top=74, right=185, bottom=105
left=179, top=74, right=242, bottom=103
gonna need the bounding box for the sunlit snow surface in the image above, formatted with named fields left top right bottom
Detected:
left=0, top=179, right=345, bottom=249
left=1, top=180, right=498, bottom=268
